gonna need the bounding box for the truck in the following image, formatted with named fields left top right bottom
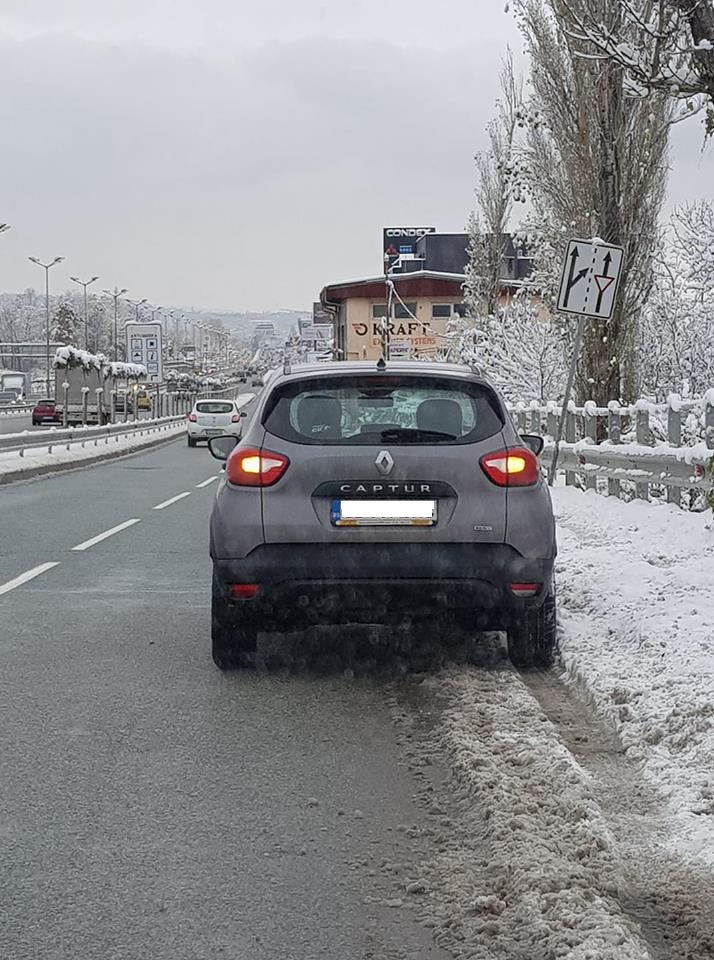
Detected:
left=0, top=369, right=31, bottom=401
left=54, top=347, right=147, bottom=425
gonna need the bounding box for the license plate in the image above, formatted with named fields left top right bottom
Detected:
left=331, top=499, right=436, bottom=526
left=205, top=429, right=222, bottom=436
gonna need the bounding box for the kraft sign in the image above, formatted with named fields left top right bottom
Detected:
left=352, top=320, right=432, bottom=338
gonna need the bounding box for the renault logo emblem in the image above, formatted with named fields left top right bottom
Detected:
left=375, top=450, right=394, bottom=476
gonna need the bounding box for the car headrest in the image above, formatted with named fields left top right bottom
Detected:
left=296, top=395, right=342, bottom=439
left=416, top=398, right=463, bottom=437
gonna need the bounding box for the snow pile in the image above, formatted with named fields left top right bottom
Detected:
left=54, top=345, right=102, bottom=370
left=554, top=486, right=714, bottom=864
left=103, top=361, right=147, bottom=380
left=391, top=670, right=652, bottom=959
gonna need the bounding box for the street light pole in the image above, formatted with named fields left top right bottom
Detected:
left=70, top=275, right=100, bottom=351
left=127, top=298, right=147, bottom=323
left=29, top=255, right=65, bottom=394
left=103, top=287, right=129, bottom=361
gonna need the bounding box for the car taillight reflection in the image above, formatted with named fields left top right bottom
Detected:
left=480, top=448, right=540, bottom=486
left=226, top=447, right=289, bottom=487
left=187, top=412, right=197, bottom=422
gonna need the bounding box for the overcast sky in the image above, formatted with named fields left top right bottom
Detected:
left=0, top=1, right=711, bottom=312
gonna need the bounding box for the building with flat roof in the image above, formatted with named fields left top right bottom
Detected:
left=320, top=230, right=533, bottom=362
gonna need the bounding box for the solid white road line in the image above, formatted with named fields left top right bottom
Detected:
left=71, top=518, right=142, bottom=552
left=0, top=562, right=61, bottom=596
left=153, top=491, right=192, bottom=510
left=196, top=476, right=219, bottom=489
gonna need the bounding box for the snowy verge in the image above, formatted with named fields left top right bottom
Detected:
left=0, top=422, right=186, bottom=484
left=391, top=671, right=652, bottom=959
left=553, top=486, right=714, bottom=865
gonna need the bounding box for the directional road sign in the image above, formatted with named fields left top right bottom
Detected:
left=556, top=239, right=624, bottom=320
left=124, top=321, right=164, bottom=383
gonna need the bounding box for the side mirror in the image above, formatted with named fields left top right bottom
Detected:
left=520, top=434, right=544, bottom=457
left=240, top=410, right=247, bottom=419
left=208, top=435, right=239, bottom=461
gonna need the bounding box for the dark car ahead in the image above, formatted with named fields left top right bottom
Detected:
left=207, top=361, right=557, bottom=671
left=32, top=399, right=61, bottom=426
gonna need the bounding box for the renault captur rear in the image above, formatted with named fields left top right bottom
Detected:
left=208, top=361, right=557, bottom=670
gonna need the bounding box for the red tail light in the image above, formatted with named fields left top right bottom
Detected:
left=187, top=412, right=197, bottom=422
left=226, top=446, right=289, bottom=486
left=231, top=414, right=241, bottom=423
left=508, top=582, right=540, bottom=598
left=480, top=448, right=540, bottom=487
left=228, top=584, right=259, bottom=600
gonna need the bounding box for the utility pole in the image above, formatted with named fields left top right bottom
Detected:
left=70, top=275, right=100, bottom=351
left=104, top=287, right=128, bottom=361
left=29, top=255, right=65, bottom=394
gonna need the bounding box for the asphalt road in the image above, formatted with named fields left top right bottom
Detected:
left=0, top=430, right=451, bottom=960
left=0, top=412, right=32, bottom=434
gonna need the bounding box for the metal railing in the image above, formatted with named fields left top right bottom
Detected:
left=0, top=402, right=34, bottom=416
left=0, top=415, right=188, bottom=458
left=510, top=394, right=714, bottom=507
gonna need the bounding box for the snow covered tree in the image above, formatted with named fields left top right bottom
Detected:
left=512, top=0, right=671, bottom=404
left=556, top=0, right=714, bottom=136
left=52, top=300, right=79, bottom=345
left=465, top=51, right=526, bottom=318
left=443, top=296, right=567, bottom=402
left=640, top=200, right=714, bottom=398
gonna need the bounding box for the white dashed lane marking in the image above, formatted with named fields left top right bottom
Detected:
left=196, top=476, right=219, bottom=489
left=71, top=518, right=142, bottom=551
left=0, top=562, right=61, bottom=596
left=153, top=492, right=192, bottom=510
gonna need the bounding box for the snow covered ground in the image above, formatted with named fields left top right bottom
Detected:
left=554, top=486, right=714, bottom=866
left=388, top=485, right=714, bottom=959
left=0, top=420, right=186, bottom=482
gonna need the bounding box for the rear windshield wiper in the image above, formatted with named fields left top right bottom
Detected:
left=378, top=427, right=457, bottom=442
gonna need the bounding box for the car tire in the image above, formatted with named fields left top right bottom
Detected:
left=211, top=578, right=257, bottom=670
left=507, top=588, right=557, bottom=669
left=187, top=436, right=196, bottom=447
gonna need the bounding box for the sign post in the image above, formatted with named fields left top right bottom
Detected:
left=548, top=238, right=624, bottom=486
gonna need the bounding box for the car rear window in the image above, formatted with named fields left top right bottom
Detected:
left=196, top=401, right=233, bottom=414
left=263, top=375, right=504, bottom=445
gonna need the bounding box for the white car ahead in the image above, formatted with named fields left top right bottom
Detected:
left=187, top=398, right=244, bottom=447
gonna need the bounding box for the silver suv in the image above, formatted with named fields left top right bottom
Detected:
left=208, top=361, right=557, bottom=670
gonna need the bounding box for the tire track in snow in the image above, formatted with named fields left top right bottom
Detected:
left=521, top=667, right=714, bottom=960
left=389, top=668, right=656, bottom=960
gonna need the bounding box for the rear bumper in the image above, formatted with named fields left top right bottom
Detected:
left=188, top=426, right=240, bottom=439
left=213, top=543, right=555, bottom=627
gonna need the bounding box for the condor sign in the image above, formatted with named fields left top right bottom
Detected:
left=383, top=226, right=436, bottom=266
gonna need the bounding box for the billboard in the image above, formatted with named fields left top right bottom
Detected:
left=125, top=321, right=163, bottom=383
left=312, top=302, right=333, bottom=325
left=383, top=226, right=436, bottom=266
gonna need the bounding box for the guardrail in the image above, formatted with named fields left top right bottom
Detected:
left=509, top=393, right=714, bottom=507
left=1, top=390, right=255, bottom=458
left=0, top=415, right=188, bottom=458
left=0, top=383, right=241, bottom=419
